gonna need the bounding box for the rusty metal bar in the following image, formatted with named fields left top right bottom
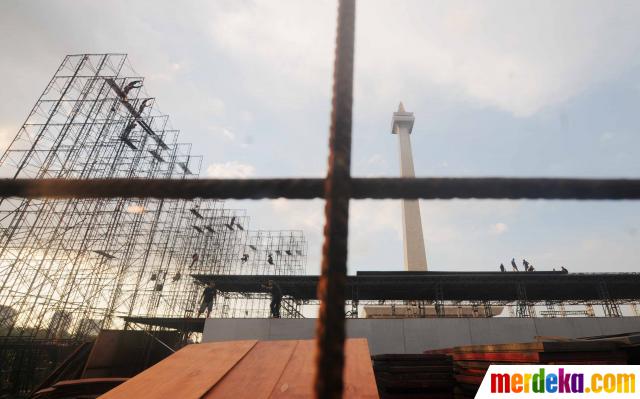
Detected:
left=1, top=177, right=640, bottom=200
left=315, top=0, right=356, bottom=398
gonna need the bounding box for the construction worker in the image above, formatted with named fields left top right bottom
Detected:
left=499, top=263, right=505, bottom=272
left=263, top=280, right=282, bottom=318
left=198, top=281, right=217, bottom=318
left=267, top=253, right=274, bottom=266
left=561, top=266, right=568, bottom=273
left=511, top=258, right=518, bottom=272
left=522, top=259, right=530, bottom=270
left=241, top=254, right=249, bottom=263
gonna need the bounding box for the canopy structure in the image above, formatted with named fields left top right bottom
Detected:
left=191, top=271, right=640, bottom=302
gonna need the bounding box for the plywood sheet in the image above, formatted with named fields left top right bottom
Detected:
left=267, top=339, right=378, bottom=399
left=268, top=339, right=316, bottom=398
left=342, top=338, right=380, bottom=399
left=100, top=340, right=256, bottom=399
left=203, top=340, right=298, bottom=399
left=102, top=338, right=378, bottom=399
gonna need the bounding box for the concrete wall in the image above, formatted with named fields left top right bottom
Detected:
left=203, top=317, right=640, bottom=355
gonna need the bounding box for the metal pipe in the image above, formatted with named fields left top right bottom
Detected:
left=2, top=177, right=640, bottom=200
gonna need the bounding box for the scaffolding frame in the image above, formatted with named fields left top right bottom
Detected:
left=0, top=54, right=307, bottom=396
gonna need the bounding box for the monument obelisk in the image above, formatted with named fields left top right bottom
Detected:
left=392, top=103, right=428, bottom=271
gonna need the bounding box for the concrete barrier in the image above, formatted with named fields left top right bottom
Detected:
left=203, top=317, right=640, bottom=355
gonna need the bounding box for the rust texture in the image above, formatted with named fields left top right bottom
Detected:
left=315, top=0, right=356, bottom=398
left=2, top=177, right=640, bottom=200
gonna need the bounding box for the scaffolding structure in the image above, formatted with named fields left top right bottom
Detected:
left=0, top=54, right=307, bottom=395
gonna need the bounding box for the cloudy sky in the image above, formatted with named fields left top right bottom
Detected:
left=1, top=0, right=639, bottom=275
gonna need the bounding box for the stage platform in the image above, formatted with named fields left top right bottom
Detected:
left=192, top=271, right=640, bottom=302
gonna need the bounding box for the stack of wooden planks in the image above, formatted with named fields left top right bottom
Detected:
left=372, top=354, right=454, bottom=399
left=100, top=338, right=379, bottom=399
left=425, top=341, right=628, bottom=399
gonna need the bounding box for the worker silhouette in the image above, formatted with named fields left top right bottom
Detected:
left=561, top=266, right=568, bottom=273
left=267, top=254, right=274, bottom=265
left=527, top=265, right=535, bottom=272
left=138, top=98, right=152, bottom=114
left=198, top=281, right=217, bottom=318
left=122, top=80, right=142, bottom=98
left=241, top=254, right=249, bottom=263
left=522, top=259, right=530, bottom=270
left=511, top=258, right=518, bottom=271
left=263, top=280, right=282, bottom=318
left=500, top=264, right=505, bottom=272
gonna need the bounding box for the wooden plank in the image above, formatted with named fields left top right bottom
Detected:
left=268, top=339, right=379, bottom=398
left=452, top=352, right=540, bottom=362
left=100, top=340, right=256, bottom=399
left=372, top=354, right=451, bottom=362
left=446, top=341, right=619, bottom=354
left=268, top=340, right=316, bottom=398
left=203, top=340, right=298, bottom=399
left=374, top=365, right=453, bottom=373
left=343, top=339, right=380, bottom=399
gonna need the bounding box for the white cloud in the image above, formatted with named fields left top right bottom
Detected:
left=207, top=1, right=335, bottom=107
left=351, top=200, right=401, bottom=236
left=206, top=161, right=255, bottom=178
left=600, top=132, right=615, bottom=142
left=148, top=61, right=187, bottom=82
left=489, top=222, right=509, bottom=235
left=201, top=97, right=226, bottom=118
left=208, top=126, right=236, bottom=141
left=367, top=154, right=385, bottom=166
left=270, top=198, right=324, bottom=230
left=205, top=1, right=640, bottom=117
left=357, top=1, right=640, bottom=116
left=0, top=125, right=16, bottom=153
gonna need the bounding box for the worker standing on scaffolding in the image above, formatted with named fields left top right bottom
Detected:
left=198, top=281, right=217, bottom=318
left=263, top=280, right=282, bottom=318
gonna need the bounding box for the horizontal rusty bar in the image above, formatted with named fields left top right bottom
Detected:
left=1, top=177, right=639, bottom=200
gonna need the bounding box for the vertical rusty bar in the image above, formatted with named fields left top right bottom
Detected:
left=315, top=0, right=356, bottom=398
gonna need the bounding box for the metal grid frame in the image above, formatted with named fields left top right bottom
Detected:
left=0, top=53, right=308, bottom=396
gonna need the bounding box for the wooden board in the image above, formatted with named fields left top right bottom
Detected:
left=439, top=341, right=619, bottom=354
left=100, top=340, right=257, bottom=399
left=203, top=340, right=298, bottom=399
left=102, top=338, right=378, bottom=399
left=269, top=339, right=317, bottom=398
left=342, top=338, right=381, bottom=399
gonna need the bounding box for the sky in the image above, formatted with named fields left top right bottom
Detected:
left=1, top=0, right=639, bottom=275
